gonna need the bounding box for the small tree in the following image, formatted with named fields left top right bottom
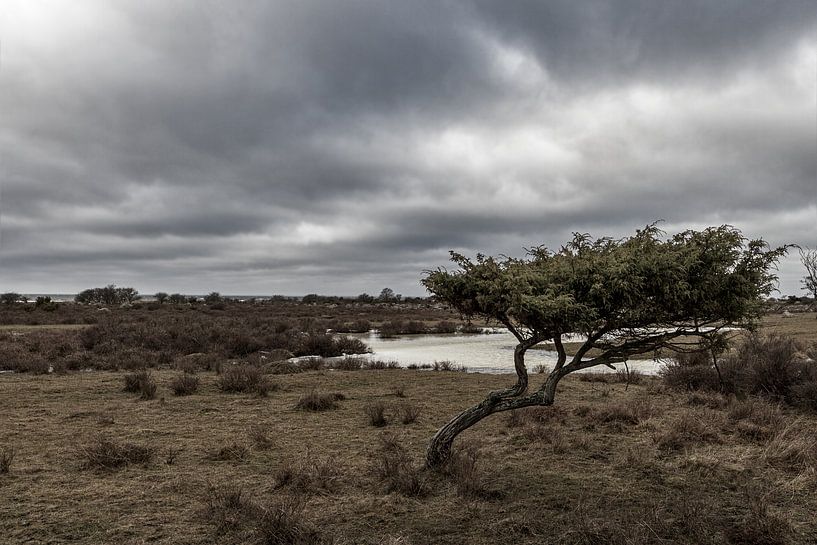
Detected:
left=421, top=225, right=786, bottom=467
left=799, top=247, right=817, bottom=301
left=154, top=292, right=169, bottom=304
left=204, top=292, right=223, bottom=305
left=0, top=292, right=22, bottom=305
left=378, top=288, right=402, bottom=303
left=168, top=293, right=186, bottom=304
left=117, top=287, right=141, bottom=304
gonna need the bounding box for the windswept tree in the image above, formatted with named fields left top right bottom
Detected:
left=799, top=246, right=817, bottom=301
left=422, top=225, right=786, bottom=467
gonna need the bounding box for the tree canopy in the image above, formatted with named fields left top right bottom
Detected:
left=421, top=225, right=787, bottom=466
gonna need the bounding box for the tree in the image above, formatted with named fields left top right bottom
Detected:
left=116, top=287, right=141, bottom=304
left=168, top=293, right=186, bottom=304
left=799, top=246, right=817, bottom=301
left=154, top=292, right=169, bottom=304
left=0, top=292, right=22, bottom=305
left=421, top=225, right=786, bottom=467
left=204, top=292, right=223, bottom=305
left=74, top=285, right=139, bottom=305
left=378, top=288, right=402, bottom=303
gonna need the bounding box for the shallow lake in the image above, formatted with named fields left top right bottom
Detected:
left=355, top=331, right=664, bottom=375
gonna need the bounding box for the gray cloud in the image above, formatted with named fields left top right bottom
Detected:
left=0, top=1, right=814, bottom=296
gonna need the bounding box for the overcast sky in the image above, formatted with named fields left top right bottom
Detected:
left=1, top=1, right=815, bottom=296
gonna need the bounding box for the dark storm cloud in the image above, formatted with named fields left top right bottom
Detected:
left=0, top=1, right=814, bottom=296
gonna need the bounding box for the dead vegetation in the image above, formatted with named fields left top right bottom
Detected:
left=2, top=361, right=817, bottom=543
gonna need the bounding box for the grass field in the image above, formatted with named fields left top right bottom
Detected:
left=2, top=367, right=816, bottom=544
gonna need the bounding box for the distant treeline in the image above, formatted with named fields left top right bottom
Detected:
left=0, top=285, right=431, bottom=306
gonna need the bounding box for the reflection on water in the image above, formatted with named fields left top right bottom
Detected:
left=356, top=331, right=662, bottom=375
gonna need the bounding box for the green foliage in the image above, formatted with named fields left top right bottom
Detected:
left=423, top=225, right=787, bottom=368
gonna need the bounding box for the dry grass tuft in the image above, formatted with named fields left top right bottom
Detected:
left=398, top=403, right=421, bottom=425
left=654, top=410, right=721, bottom=451
left=169, top=373, right=199, bottom=396
left=295, top=390, right=343, bottom=411
left=248, top=426, right=273, bottom=450
left=762, top=418, right=817, bottom=471
left=122, top=369, right=157, bottom=400
left=593, top=397, right=654, bottom=425
left=218, top=364, right=277, bottom=396
left=273, top=452, right=342, bottom=494
left=443, top=444, right=502, bottom=500
left=365, top=401, right=388, bottom=427
left=79, top=436, right=155, bottom=469
left=0, top=445, right=14, bottom=474
left=208, top=442, right=250, bottom=462
left=370, top=433, right=429, bottom=497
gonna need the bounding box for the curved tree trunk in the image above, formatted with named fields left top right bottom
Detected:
left=426, top=350, right=566, bottom=468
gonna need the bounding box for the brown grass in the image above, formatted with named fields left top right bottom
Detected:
left=3, top=366, right=817, bottom=543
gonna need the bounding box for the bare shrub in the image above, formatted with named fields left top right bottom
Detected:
left=208, top=442, right=250, bottom=462
left=169, top=373, right=199, bottom=396
left=122, top=370, right=157, bottom=400
left=721, top=333, right=807, bottom=402
left=80, top=436, right=155, bottom=469
left=398, top=403, right=421, bottom=425
left=393, top=385, right=406, bottom=398
left=295, top=391, right=343, bottom=411
left=532, top=364, right=550, bottom=374
left=0, top=446, right=14, bottom=474
left=365, top=401, right=388, bottom=427
left=370, top=433, right=428, bottom=497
